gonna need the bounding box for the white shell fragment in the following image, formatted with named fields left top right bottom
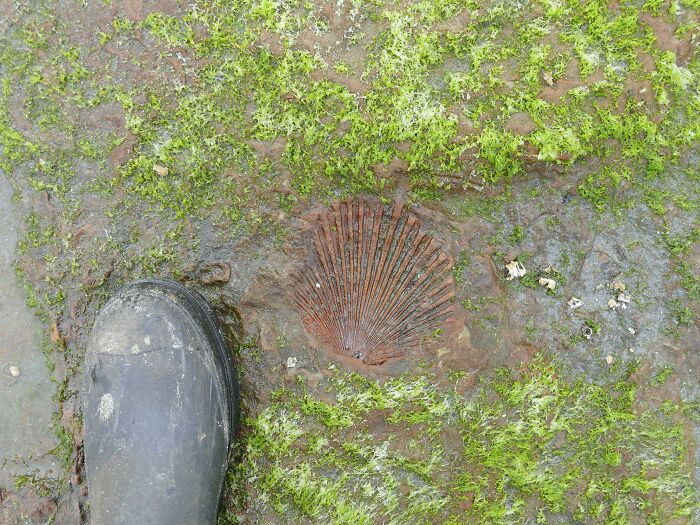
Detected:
left=605, top=355, right=614, bottom=365
left=286, top=356, right=298, bottom=368
left=568, top=297, right=583, bottom=309
left=628, top=327, right=636, bottom=335
left=9, top=365, right=20, bottom=377
left=505, top=260, right=527, bottom=281
left=582, top=326, right=593, bottom=339
left=539, top=277, right=556, bottom=290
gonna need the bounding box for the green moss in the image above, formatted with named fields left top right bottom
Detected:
left=474, top=126, right=523, bottom=182
left=0, top=78, right=39, bottom=171
left=233, top=355, right=698, bottom=524
left=578, top=166, right=631, bottom=212
left=664, top=228, right=700, bottom=301
left=651, top=365, right=675, bottom=387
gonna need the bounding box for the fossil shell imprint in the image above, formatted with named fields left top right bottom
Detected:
left=293, top=200, right=455, bottom=365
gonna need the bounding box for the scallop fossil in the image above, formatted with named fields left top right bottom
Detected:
left=293, top=200, right=455, bottom=365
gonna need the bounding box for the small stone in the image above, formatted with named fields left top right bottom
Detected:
left=605, top=355, right=614, bottom=365
left=505, top=260, right=527, bottom=281
left=538, top=277, right=556, bottom=290
left=568, top=297, right=583, bottom=309
left=628, top=327, right=636, bottom=335
left=315, top=282, right=321, bottom=289
left=629, top=348, right=635, bottom=353
left=286, top=356, right=297, bottom=368
left=608, top=298, right=619, bottom=310
left=9, top=365, right=20, bottom=377
left=153, top=164, right=169, bottom=177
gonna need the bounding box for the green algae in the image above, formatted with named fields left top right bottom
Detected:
left=3, top=0, right=700, bottom=214
left=231, top=356, right=698, bottom=524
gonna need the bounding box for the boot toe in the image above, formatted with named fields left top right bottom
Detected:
left=84, top=280, right=237, bottom=525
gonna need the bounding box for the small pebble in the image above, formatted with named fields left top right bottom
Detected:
left=286, top=356, right=297, bottom=368
left=9, top=365, right=20, bottom=377
left=605, top=355, right=614, bottom=365
left=315, top=282, right=321, bottom=289
left=628, top=327, right=636, bottom=335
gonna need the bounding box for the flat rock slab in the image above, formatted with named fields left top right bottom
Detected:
left=0, top=177, right=56, bottom=487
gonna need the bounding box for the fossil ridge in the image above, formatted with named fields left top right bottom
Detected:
left=293, top=200, right=455, bottom=365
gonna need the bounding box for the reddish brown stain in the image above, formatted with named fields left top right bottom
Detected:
left=293, top=200, right=456, bottom=365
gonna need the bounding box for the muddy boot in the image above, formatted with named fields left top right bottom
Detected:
left=83, top=279, right=238, bottom=525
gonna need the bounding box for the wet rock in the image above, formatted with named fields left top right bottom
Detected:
left=50, top=320, right=65, bottom=346
left=198, top=261, right=231, bottom=285
left=71, top=223, right=96, bottom=248
left=81, top=264, right=113, bottom=290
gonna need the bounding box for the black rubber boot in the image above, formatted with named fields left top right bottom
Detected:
left=83, top=279, right=238, bottom=525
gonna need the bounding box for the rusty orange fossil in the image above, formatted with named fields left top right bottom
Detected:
left=293, top=200, right=455, bottom=365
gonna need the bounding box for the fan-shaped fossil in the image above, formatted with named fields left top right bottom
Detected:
left=293, top=200, right=455, bottom=365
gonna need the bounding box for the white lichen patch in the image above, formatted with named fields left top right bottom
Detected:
left=97, top=393, right=115, bottom=421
